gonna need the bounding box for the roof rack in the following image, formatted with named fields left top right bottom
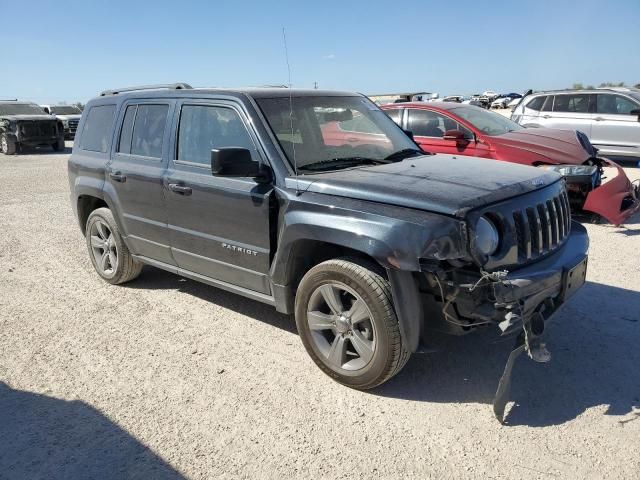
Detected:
left=99, top=83, right=193, bottom=96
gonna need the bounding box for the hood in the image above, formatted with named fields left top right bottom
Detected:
left=286, top=154, right=561, bottom=217
left=54, top=114, right=81, bottom=121
left=1, top=115, right=58, bottom=122
left=490, top=128, right=589, bottom=165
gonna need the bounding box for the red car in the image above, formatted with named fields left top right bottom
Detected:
left=381, top=102, right=639, bottom=225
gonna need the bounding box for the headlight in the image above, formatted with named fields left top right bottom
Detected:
left=475, top=216, right=500, bottom=256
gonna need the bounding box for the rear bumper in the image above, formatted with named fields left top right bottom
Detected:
left=582, top=158, right=639, bottom=226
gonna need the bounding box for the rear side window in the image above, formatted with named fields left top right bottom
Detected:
left=553, top=94, right=591, bottom=113
left=80, top=105, right=116, bottom=153
left=130, top=104, right=169, bottom=158
left=177, top=105, right=256, bottom=166
left=384, top=108, right=402, bottom=126
left=525, top=96, right=546, bottom=111
left=117, top=105, right=137, bottom=154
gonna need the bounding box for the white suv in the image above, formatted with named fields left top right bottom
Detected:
left=511, top=88, right=640, bottom=159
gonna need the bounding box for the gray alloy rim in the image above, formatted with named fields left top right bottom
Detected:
left=89, top=219, right=118, bottom=276
left=306, top=282, right=376, bottom=372
left=1, top=136, right=7, bottom=153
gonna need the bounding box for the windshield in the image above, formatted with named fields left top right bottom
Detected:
left=50, top=106, right=81, bottom=115
left=0, top=103, right=47, bottom=116
left=450, top=105, right=524, bottom=136
left=257, top=95, right=418, bottom=172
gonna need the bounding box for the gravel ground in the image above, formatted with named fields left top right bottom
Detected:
left=1, top=144, right=639, bottom=480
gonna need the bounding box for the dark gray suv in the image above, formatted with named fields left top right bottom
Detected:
left=68, top=84, right=589, bottom=420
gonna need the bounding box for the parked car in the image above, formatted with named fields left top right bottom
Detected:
left=442, top=95, right=465, bottom=103
left=0, top=101, right=65, bottom=155
left=381, top=102, right=639, bottom=225
left=483, top=90, right=498, bottom=100
left=69, top=84, right=590, bottom=420
left=511, top=88, right=640, bottom=160
left=491, top=96, right=511, bottom=109
left=41, top=104, right=82, bottom=139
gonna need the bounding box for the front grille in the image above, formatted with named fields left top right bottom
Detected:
left=512, top=189, right=570, bottom=262
left=19, top=121, right=56, bottom=137
left=68, top=119, right=79, bottom=132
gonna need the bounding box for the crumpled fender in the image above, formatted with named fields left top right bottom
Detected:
left=583, top=158, right=639, bottom=226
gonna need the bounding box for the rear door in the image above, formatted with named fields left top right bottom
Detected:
left=542, top=93, right=594, bottom=136
left=105, top=100, right=175, bottom=265
left=591, top=93, right=640, bottom=156
left=164, top=100, right=273, bottom=294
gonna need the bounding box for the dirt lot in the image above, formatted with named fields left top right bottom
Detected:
left=1, top=145, right=639, bottom=479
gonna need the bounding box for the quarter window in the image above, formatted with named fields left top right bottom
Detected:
left=177, top=105, right=256, bottom=166
left=130, top=104, right=169, bottom=158
left=80, top=104, right=116, bottom=153
left=596, top=94, right=640, bottom=115
left=553, top=94, right=591, bottom=113
left=526, top=96, right=546, bottom=111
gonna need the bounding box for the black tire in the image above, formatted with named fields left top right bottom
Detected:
left=1, top=134, right=16, bottom=155
left=52, top=138, right=65, bottom=152
left=85, top=207, right=142, bottom=285
left=295, top=258, right=410, bottom=390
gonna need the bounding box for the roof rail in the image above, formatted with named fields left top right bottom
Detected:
left=99, top=83, right=193, bottom=96
left=0, top=98, right=18, bottom=101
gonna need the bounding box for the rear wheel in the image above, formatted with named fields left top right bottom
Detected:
left=295, top=258, right=409, bottom=390
left=85, top=208, right=142, bottom=284
left=1, top=134, right=16, bottom=155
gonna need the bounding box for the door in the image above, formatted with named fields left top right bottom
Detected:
left=164, top=101, right=273, bottom=294
left=405, top=108, right=487, bottom=157
left=540, top=93, right=594, bottom=136
left=591, top=93, right=640, bottom=156
left=105, top=101, right=175, bottom=264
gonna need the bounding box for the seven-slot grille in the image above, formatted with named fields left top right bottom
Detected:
left=512, top=189, right=571, bottom=261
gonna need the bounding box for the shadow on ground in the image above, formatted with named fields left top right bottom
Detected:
left=124, top=267, right=640, bottom=428
left=0, top=383, right=185, bottom=479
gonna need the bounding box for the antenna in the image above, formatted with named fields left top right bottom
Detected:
left=282, top=27, right=298, bottom=187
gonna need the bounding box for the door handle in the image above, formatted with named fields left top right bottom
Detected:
left=542, top=115, right=551, bottom=119
left=346, top=137, right=359, bottom=142
left=109, top=171, right=126, bottom=182
left=594, top=117, right=605, bottom=121
left=168, top=183, right=192, bottom=196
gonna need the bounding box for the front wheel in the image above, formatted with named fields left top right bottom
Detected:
left=1, top=134, right=16, bottom=155
left=295, top=258, right=409, bottom=390
left=85, top=208, right=142, bottom=284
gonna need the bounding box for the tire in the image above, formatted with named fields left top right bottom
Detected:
left=85, top=207, right=142, bottom=285
left=52, top=138, right=65, bottom=152
left=295, top=258, right=410, bottom=390
left=1, top=134, right=16, bottom=155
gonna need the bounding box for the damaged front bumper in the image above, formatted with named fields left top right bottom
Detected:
left=415, top=222, right=589, bottom=422
left=544, top=159, right=640, bottom=226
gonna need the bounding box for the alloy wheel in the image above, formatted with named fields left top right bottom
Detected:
left=306, top=282, right=376, bottom=371
left=89, top=219, right=118, bottom=276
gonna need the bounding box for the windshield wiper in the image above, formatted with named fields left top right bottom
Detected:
left=384, top=148, right=425, bottom=161
left=298, top=157, right=388, bottom=172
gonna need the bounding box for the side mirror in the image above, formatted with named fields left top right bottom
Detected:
left=403, top=129, right=414, bottom=140
left=211, top=148, right=271, bottom=183
left=443, top=129, right=469, bottom=145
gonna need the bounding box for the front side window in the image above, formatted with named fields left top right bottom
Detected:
left=257, top=95, right=418, bottom=172
left=553, top=94, right=591, bottom=113
left=177, top=105, right=256, bottom=166
left=80, top=104, right=116, bottom=153
left=448, top=106, right=523, bottom=136
left=596, top=94, right=640, bottom=115
left=407, top=109, right=473, bottom=138
left=526, top=96, right=546, bottom=111
left=130, top=104, right=169, bottom=158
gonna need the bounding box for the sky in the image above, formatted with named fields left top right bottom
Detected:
left=1, top=0, right=639, bottom=104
